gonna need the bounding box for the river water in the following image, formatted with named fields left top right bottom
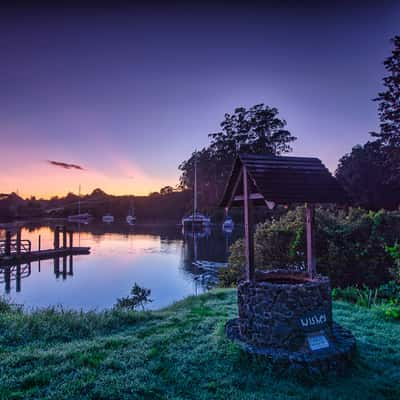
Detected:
left=0, top=222, right=240, bottom=311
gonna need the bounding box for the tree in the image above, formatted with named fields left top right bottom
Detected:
left=179, top=104, right=296, bottom=209
left=371, top=36, right=400, bottom=183
left=160, top=186, right=174, bottom=196
left=209, top=104, right=295, bottom=157
left=336, top=141, right=400, bottom=210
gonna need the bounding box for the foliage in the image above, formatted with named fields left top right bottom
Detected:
left=0, top=296, right=20, bottom=314
left=335, top=36, right=400, bottom=210
left=371, top=36, right=400, bottom=168
left=0, top=289, right=400, bottom=399
left=372, top=35, right=400, bottom=187
left=208, top=104, right=296, bottom=156
left=0, top=188, right=193, bottom=223
left=218, top=239, right=245, bottom=286
left=332, top=286, right=379, bottom=308
left=0, top=304, right=153, bottom=348
left=386, top=242, right=400, bottom=281
left=179, top=104, right=296, bottom=209
left=115, top=283, right=153, bottom=311
left=332, top=287, right=361, bottom=304
left=377, top=300, right=400, bottom=321
left=378, top=280, right=400, bottom=303
left=221, top=207, right=400, bottom=288
left=336, top=141, right=400, bottom=210
left=159, top=186, right=174, bottom=195
left=332, top=283, right=400, bottom=321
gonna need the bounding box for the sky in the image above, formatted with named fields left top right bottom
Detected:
left=0, top=1, right=399, bottom=199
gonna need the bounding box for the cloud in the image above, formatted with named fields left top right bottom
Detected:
left=47, top=160, right=85, bottom=170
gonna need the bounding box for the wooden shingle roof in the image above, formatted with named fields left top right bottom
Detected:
left=220, top=153, right=349, bottom=207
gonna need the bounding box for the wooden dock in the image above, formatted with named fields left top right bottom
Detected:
left=0, top=226, right=90, bottom=266
left=0, top=247, right=90, bottom=267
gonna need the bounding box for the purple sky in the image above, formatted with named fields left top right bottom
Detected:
left=1, top=2, right=399, bottom=198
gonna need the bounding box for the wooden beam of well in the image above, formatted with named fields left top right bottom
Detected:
left=243, top=165, right=254, bottom=281
left=226, top=169, right=243, bottom=209
left=233, top=193, right=264, bottom=201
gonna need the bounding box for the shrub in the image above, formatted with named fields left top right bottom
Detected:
left=332, top=286, right=379, bottom=308
left=221, top=207, right=400, bottom=287
left=219, top=239, right=245, bottom=286
left=385, top=242, right=400, bottom=281
left=115, top=283, right=153, bottom=311
left=377, top=300, right=400, bottom=321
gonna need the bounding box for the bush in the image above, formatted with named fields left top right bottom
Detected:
left=377, top=300, right=400, bottom=321
left=332, top=286, right=379, bottom=308
left=115, top=283, right=153, bottom=311
left=385, top=242, right=400, bottom=281
left=219, top=239, right=245, bottom=286
left=221, top=207, right=400, bottom=287
left=332, top=283, right=400, bottom=321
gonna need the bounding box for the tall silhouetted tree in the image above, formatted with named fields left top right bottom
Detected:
left=336, top=36, right=400, bottom=210
left=371, top=35, right=400, bottom=183
left=179, top=104, right=296, bottom=209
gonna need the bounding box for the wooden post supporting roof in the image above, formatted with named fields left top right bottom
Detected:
left=243, top=165, right=254, bottom=281
left=306, top=204, right=316, bottom=278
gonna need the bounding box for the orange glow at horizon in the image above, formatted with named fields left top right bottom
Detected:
left=1, top=154, right=179, bottom=199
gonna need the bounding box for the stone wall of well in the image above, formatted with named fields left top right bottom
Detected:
left=237, top=270, right=332, bottom=351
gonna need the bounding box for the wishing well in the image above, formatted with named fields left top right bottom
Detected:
left=220, top=154, right=356, bottom=372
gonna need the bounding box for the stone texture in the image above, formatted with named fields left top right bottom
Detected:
left=226, top=269, right=356, bottom=373
left=237, top=269, right=332, bottom=351
left=226, top=319, right=356, bottom=375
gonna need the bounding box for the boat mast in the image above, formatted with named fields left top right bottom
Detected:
left=78, top=184, right=81, bottom=215
left=194, top=152, right=197, bottom=215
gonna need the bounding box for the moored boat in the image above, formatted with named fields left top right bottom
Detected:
left=126, top=201, right=136, bottom=224
left=68, top=213, right=92, bottom=223
left=222, top=216, right=234, bottom=231
left=102, top=214, right=114, bottom=223
left=181, top=152, right=211, bottom=228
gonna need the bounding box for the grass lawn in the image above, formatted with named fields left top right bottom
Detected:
left=0, top=289, right=399, bottom=400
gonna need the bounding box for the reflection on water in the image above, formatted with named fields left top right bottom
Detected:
left=0, top=222, right=241, bottom=310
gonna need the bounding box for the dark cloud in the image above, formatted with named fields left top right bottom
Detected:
left=47, top=160, right=85, bottom=170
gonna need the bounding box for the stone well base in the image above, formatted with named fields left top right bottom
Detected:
left=225, top=318, right=356, bottom=374
left=227, top=270, right=356, bottom=373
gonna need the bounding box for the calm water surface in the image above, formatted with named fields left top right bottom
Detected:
left=0, top=223, right=240, bottom=310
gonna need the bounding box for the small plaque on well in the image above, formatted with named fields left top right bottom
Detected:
left=307, top=333, right=330, bottom=351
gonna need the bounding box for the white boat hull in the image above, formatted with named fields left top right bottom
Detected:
left=102, top=215, right=114, bottom=223
left=126, top=215, right=136, bottom=224
left=68, top=213, right=92, bottom=223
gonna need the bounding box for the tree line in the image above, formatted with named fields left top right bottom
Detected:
left=1, top=36, right=399, bottom=222
left=179, top=36, right=400, bottom=211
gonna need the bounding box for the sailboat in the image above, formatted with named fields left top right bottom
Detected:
left=126, top=200, right=136, bottom=224
left=68, top=185, right=92, bottom=223
left=102, top=213, right=114, bottom=223
left=102, top=196, right=114, bottom=223
left=181, top=153, right=211, bottom=228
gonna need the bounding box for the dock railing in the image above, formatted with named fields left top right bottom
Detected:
left=0, top=239, right=31, bottom=256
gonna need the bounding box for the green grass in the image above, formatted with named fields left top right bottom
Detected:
left=0, top=289, right=399, bottom=399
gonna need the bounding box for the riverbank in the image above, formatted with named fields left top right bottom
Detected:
left=0, top=289, right=399, bottom=399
